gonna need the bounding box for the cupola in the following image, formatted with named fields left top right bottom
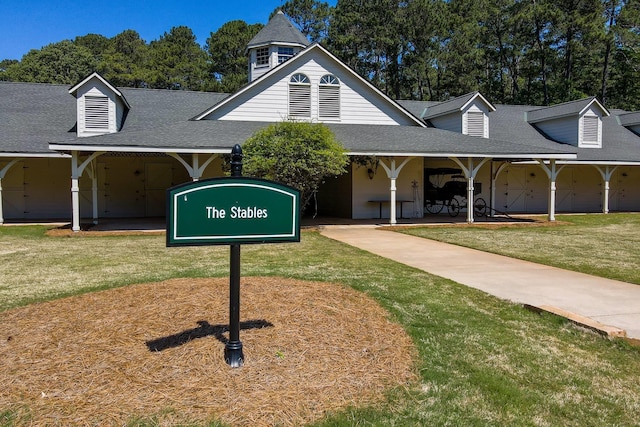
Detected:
left=247, top=10, right=309, bottom=82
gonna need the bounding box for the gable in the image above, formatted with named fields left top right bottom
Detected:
left=197, top=45, right=423, bottom=127
left=70, top=75, right=129, bottom=138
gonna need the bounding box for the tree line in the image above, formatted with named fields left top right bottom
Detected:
left=2, top=0, right=640, bottom=110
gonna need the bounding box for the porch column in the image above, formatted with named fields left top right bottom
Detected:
left=71, top=151, right=105, bottom=232
left=536, top=159, right=562, bottom=222
left=71, top=151, right=81, bottom=232
left=85, top=159, right=99, bottom=224
left=450, top=157, right=490, bottom=223
left=168, top=153, right=218, bottom=181
left=593, top=165, right=616, bottom=214
left=379, top=157, right=415, bottom=225
left=0, top=159, right=19, bottom=225
left=490, top=162, right=509, bottom=218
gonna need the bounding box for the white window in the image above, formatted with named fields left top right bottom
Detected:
left=278, top=47, right=294, bottom=64
left=289, top=73, right=311, bottom=118
left=85, top=96, right=109, bottom=130
left=583, top=116, right=599, bottom=145
left=466, top=111, right=485, bottom=137
left=319, top=74, right=340, bottom=119
left=256, top=47, right=269, bottom=67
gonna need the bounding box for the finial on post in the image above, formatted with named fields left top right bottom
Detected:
left=231, top=144, right=243, bottom=177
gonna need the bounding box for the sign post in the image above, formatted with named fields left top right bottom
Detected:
left=166, top=144, right=300, bottom=367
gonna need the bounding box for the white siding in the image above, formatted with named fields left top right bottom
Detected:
left=429, top=113, right=462, bottom=133
left=351, top=160, right=424, bottom=219
left=535, top=117, right=579, bottom=146
left=206, top=51, right=417, bottom=125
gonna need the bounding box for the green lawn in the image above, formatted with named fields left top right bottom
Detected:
left=399, top=213, right=640, bottom=285
left=1, top=222, right=639, bottom=426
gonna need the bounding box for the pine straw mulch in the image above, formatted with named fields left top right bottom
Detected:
left=0, top=277, right=417, bottom=426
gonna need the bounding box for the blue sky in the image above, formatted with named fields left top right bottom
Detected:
left=1, top=0, right=335, bottom=61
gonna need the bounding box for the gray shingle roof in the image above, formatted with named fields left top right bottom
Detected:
left=526, top=97, right=608, bottom=123
left=0, top=82, right=76, bottom=154
left=5, top=80, right=640, bottom=163
left=247, top=10, right=310, bottom=49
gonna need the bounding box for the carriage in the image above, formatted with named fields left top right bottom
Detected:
left=424, top=168, right=488, bottom=217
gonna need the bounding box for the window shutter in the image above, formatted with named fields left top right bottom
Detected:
left=319, top=85, right=340, bottom=118
left=319, top=74, right=340, bottom=119
left=583, top=116, right=599, bottom=144
left=289, top=74, right=311, bottom=118
left=289, top=85, right=311, bottom=117
left=85, top=96, right=109, bottom=130
left=466, top=111, right=485, bottom=137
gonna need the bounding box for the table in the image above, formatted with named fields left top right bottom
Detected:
left=368, top=199, right=413, bottom=219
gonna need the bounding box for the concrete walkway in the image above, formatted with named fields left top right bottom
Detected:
left=320, top=225, right=640, bottom=340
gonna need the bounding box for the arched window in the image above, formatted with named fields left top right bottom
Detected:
left=289, top=73, right=311, bottom=118
left=319, top=74, right=340, bottom=119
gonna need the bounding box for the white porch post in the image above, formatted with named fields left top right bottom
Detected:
left=0, top=159, right=19, bottom=225
left=378, top=157, right=415, bottom=225
left=71, top=151, right=81, bottom=232
left=85, top=159, right=99, bottom=224
left=70, top=151, right=105, bottom=232
left=449, top=157, right=490, bottom=223
left=549, top=160, right=557, bottom=221
left=168, top=153, right=218, bottom=182
left=390, top=164, right=398, bottom=224
left=535, top=159, right=562, bottom=222
left=490, top=162, right=509, bottom=218
left=593, top=165, right=616, bottom=214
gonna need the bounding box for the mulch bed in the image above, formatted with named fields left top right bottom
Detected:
left=0, top=277, right=417, bottom=426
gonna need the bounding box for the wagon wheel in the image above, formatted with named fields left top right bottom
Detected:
left=425, top=199, right=444, bottom=214
left=447, top=198, right=460, bottom=217
left=473, top=197, right=487, bottom=217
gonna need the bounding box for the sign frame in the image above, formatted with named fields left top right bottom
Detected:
left=166, top=177, right=301, bottom=247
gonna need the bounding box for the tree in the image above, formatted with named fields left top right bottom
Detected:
left=147, top=26, right=209, bottom=90
left=277, top=0, right=333, bottom=43
left=242, top=121, right=349, bottom=213
left=206, top=20, right=263, bottom=92
left=98, top=30, right=149, bottom=88
left=7, top=40, right=96, bottom=84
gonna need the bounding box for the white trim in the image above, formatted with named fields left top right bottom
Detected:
left=49, top=144, right=229, bottom=154
left=69, top=72, right=131, bottom=110
left=0, top=152, right=71, bottom=158
left=347, top=151, right=577, bottom=159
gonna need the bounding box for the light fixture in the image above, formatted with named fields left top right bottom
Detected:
left=367, top=168, right=374, bottom=180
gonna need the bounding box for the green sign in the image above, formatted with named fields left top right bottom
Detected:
left=166, top=177, right=300, bottom=246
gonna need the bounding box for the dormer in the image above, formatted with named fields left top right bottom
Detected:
left=526, top=97, right=609, bottom=148
left=69, top=72, right=130, bottom=138
left=422, top=92, right=495, bottom=138
left=247, top=11, right=310, bottom=82
left=617, top=111, right=640, bottom=136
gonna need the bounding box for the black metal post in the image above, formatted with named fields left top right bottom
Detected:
left=225, top=144, right=244, bottom=367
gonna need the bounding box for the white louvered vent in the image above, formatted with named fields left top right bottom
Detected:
left=583, top=116, right=599, bottom=145
left=319, top=74, right=340, bottom=119
left=289, top=74, right=311, bottom=118
left=85, top=96, right=109, bottom=130
left=466, top=111, right=485, bottom=137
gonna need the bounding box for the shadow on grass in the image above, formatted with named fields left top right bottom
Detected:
left=146, top=319, right=274, bottom=351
